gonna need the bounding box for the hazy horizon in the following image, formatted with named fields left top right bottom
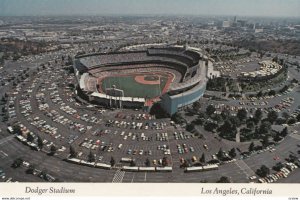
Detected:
left=0, top=0, right=299, bottom=18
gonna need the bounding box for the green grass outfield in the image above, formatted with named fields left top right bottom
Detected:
left=101, top=75, right=168, bottom=99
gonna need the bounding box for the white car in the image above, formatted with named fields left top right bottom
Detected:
left=139, top=150, right=143, bottom=155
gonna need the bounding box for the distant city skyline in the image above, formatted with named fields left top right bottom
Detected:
left=0, top=0, right=299, bottom=17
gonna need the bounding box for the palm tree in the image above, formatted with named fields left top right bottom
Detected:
left=88, top=151, right=95, bottom=162
left=37, top=136, right=43, bottom=149
left=50, top=145, right=57, bottom=156
left=145, top=158, right=150, bottom=167
left=69, top=145, right=77, bottom=158
left=200, top=153, right=206, bottom=163
left=162, top=157, right=168, bottom=167
left=110, top=157, right=115, bottom=166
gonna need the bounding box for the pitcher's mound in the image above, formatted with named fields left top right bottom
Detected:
left=135, top=75, right=160, bottom=85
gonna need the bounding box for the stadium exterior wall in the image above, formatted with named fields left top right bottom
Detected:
left=161, top=82, right=207, bottom=115
left=89, top=95, right=145, bottom=109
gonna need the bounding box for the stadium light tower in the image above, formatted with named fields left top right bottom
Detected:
left=158, top=75, right=162, bottom=96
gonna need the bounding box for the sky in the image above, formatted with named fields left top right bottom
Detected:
left=0, top=0, right=299, bottom=17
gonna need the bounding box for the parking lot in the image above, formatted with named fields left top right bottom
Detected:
left=0, top=45, right=300, bottom=183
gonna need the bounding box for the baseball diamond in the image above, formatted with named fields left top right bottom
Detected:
left=74, top=45, right=210, bottom=114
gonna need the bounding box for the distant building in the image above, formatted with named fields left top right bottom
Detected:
left=233, top=16, right=237, bottom=23
left=237, top=20, right=247, bottom=27
left=255, top=29, right=264, bottom=33
left=222, top=21, right=230, bottom=28
left=294, top=25, right=300, bottom=30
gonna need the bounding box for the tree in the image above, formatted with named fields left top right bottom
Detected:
left=272, top=56, right=279, bottom=63
left=280, top=85, right=289, bottom=93
left=218, top=119, right=237, bottom=140
left=145, top=158, right=150, bottom=167
left=268, top=90, right=276, bottom=96
left=219, top=120, right=234, bottom=135
left=11, top=158, right=23, bottom=168
left=69, top=145, right=77, bottom=158
left=192, top=101, right=201, bottom=111
left=149, top=103, right=169, bottom=119
left=217, top=148, right=224, bottom=160
left=257, top=91, right=263, bottom=97
left=249, top=142, right=255, bottom=152
left=198, top=111, right=207, bottom=119
left=130, top=160, right=136, bottom=167
left=180, top=159, right=189, bottom=168
left=261, top=135, right=269, bottom=147
left=2, top=114, right=8, bottom=122
left=254, top=109, right=263, bottom=123
left=171, top=112, right=185, bottom=124
left=272, top=162, right=284, bottom=171
left=26, top=133, right=34, bottom=143
left=280, top=127, right=288, bottom=137
left=1, top=106, right=6, bottom=113
left=40, top=170, right=47, bottom=180
left=259, top=121, right=271, bottom=135
left=186, top=123, right=195, bottom=132
left=37, top=136, right=43, bottom=149
left=221, top=109, right=230, bottom=120
left=110, top=157, right=115, bottom=166
left=206, top=105, right=216, bottom=116
left=297, top=113, right=300, bottom=122
left=256, top=165, right=270, bottom=177
left=237, top=108, right=248, bottom=122
left=26, top=164, right=36, bottom=174
left=200, top=153, right=206, bottom=163
left=13, top=124, right=22, bottom=135
left=229, top=116, right=240, bottom=127
left=162, top=157, right=168, bottom=167
left=1, top=96, right=6, bottom=103
left=287, top=118, right=296, bottom=125
left=204, top=122, right=218, bottom=132
left=88, top=151, right=95, bottom=162
left=217, top=176, right=231, bottom=183
left=267, top=110, right=278, bottom=124
left=282, top=112, right=290, bottom=120
left=229, top=148, right=236, bottom=158
left=212, top=114, right=223, bottom=123
left=246, top=121, right=255, bottom=130
left=273, top=132, right=282, bottom=142
left=50, top=145, right=57, bottom=156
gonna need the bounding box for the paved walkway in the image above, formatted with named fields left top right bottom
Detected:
left=235, top=159, right=256, bottom=178
left=236, top=82, right=246, bottom=99
left=236, top=128, right=241, bottom=143
left=289, top=134, right=300, bottom=141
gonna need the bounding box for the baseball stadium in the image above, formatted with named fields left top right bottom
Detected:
left=73, top=45, right=210, bottom=115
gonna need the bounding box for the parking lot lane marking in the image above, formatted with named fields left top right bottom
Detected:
left=144, top=172, right=147, bottom=182
left=0, top=150, right=8, bottom=158
left=289, top=134, right=300, bottom=141
left=167, top=136, right=174, bottom=165
left=0, top=135, right=15, bottom=146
